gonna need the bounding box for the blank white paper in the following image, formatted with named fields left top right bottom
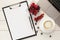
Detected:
left=4, top=2, right=35, bottom=40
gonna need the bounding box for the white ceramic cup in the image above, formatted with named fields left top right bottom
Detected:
left=39, top=14, right=55, bottom=34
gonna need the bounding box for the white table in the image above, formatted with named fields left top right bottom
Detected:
left=0, top=0, right=60, bottom=40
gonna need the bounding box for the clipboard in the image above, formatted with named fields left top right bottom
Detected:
left=2, top=1, right=37, bottom=40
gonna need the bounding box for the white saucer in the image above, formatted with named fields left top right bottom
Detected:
left=39, top=13, right=55, bottom=34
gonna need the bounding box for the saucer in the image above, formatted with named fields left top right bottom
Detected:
left=39, top=13, right=55, bottom=34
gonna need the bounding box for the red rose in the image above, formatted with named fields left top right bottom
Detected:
left=29, top=3, right=40, bottom=16
left=34, top=14, right=44, bottom=22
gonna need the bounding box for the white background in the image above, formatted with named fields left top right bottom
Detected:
left=0, top=0, right=60, bottom=40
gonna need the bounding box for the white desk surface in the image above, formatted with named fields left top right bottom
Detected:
left=0, top=0, right=60, bottom=40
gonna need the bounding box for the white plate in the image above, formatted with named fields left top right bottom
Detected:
left=39, top=12, right=55, bottom=34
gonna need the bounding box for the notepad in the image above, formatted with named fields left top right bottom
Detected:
left=2, top=1, right=36, bottom=40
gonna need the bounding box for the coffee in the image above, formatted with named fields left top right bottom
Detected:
left=43, top=20, right=53, bottom=30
